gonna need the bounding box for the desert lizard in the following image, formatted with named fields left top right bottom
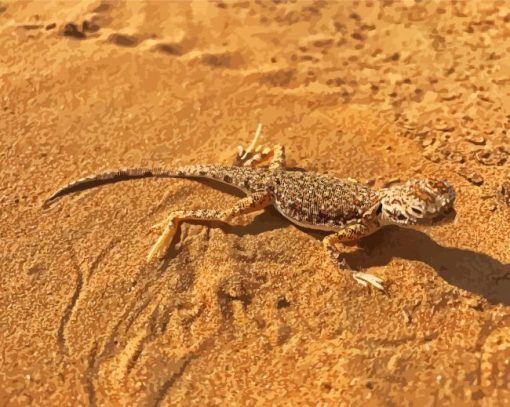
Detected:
left=45, top=125, right=456, bottom=290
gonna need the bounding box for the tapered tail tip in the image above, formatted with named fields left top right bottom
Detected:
left=42, top=198, right=55, bottom=209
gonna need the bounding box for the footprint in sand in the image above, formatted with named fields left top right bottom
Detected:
left=198, top=50, right=243, bottom=69
left=140, top=36, right=244, bottom=71
left=139, top=35, right=192, bottom=56
left=106, top=32, right=140, bottom=47
left=40, top=1, right=248, bottom=73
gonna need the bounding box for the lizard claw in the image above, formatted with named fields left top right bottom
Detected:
left=240, top=123, right=263, bottom=160
left=150, top=221, right=165, bottom=232
left=329, top=254, right=384, bottom=290
left=352, top=271, right=385, bottom=291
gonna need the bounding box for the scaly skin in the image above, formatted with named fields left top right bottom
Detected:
left=45, top=126, right=456, bottom=290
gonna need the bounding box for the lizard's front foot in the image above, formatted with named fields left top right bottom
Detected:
left=352, top=271, right=384, bottom=291
left=330, top=252, right=384, bottom=291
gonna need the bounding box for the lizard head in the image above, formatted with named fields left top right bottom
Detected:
left=376, top=179, right=455, bottom=227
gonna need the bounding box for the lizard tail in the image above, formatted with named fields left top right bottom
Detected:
left=43, top=165, right=235, bottom=208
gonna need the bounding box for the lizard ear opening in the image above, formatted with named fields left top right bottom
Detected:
left=375, top=203, right=383, bottom=215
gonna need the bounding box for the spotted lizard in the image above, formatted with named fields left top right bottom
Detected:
left=44, top=124, right=456, bottom=290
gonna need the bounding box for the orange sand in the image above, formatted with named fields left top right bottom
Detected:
left=1, top=1, right=509, bottom=405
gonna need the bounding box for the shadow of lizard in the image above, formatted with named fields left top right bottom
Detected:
left=179, top=183, right=508, bottom=305
left=160, top=198, right=509, bottom=306
left=340, top=226, right=510, bottom=306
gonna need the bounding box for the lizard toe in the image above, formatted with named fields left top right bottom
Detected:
left=146, top=227, right=178, bottom=262
left=150, top=221, right=166, bottom=232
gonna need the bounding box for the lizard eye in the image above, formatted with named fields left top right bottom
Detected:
left=411, top=207, right=422, bottom=215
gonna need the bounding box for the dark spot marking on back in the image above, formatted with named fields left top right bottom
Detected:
left=224, top=175, right=232, bottom=183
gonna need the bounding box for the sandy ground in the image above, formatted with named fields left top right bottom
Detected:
left=1, top=0, right=510, bottom=405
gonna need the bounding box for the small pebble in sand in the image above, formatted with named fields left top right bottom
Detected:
left=434, top=119, right=455, bottom=132
left=449, top=152, right=465, bottom=163
left=421, top=138, right=434, bottom=147
left=402, top=309, right=412, bottom=324
left=462, top=172, right=484, bottom=186
left=466, top=135, right=486, bottom=145
left=498, top=181, right=510, bottom=206
left=276, top=296, right=291, bottom=309
left=475, top=148, right=508, bottom=166
left=469, top=173, right=484, bottom=186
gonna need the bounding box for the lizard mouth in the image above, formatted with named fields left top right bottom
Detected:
left=428, top=207, right=456, bottom=225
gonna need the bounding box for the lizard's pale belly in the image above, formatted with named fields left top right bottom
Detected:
left=272, top=205, right=346, bottom=232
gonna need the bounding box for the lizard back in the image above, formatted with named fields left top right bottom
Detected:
left=268, top=170, right=379, bottom=232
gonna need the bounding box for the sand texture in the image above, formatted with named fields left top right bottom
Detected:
left=1, top=1, right=510, bottom=405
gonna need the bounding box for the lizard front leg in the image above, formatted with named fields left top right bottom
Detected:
left=323, top=222, right=384, bottom=291
left=234, top=123, right=286, bottom=170
left=147, top=192, right=272, bottom=262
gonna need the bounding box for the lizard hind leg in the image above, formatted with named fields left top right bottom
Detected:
left=234, top=123, right=286, bottom=170
left=147, top=209, right=220, bottom=262
left=147, top=192, right=272, bottom=262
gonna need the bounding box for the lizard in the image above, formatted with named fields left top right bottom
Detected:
left=44, top=124, right=456, bottom=290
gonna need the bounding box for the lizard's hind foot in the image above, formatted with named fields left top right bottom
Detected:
left=147, top=222, right=179, bottom=262
left=352, top=271, right=384, bottom=291
left=147, top=211, right=194, bottom=262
